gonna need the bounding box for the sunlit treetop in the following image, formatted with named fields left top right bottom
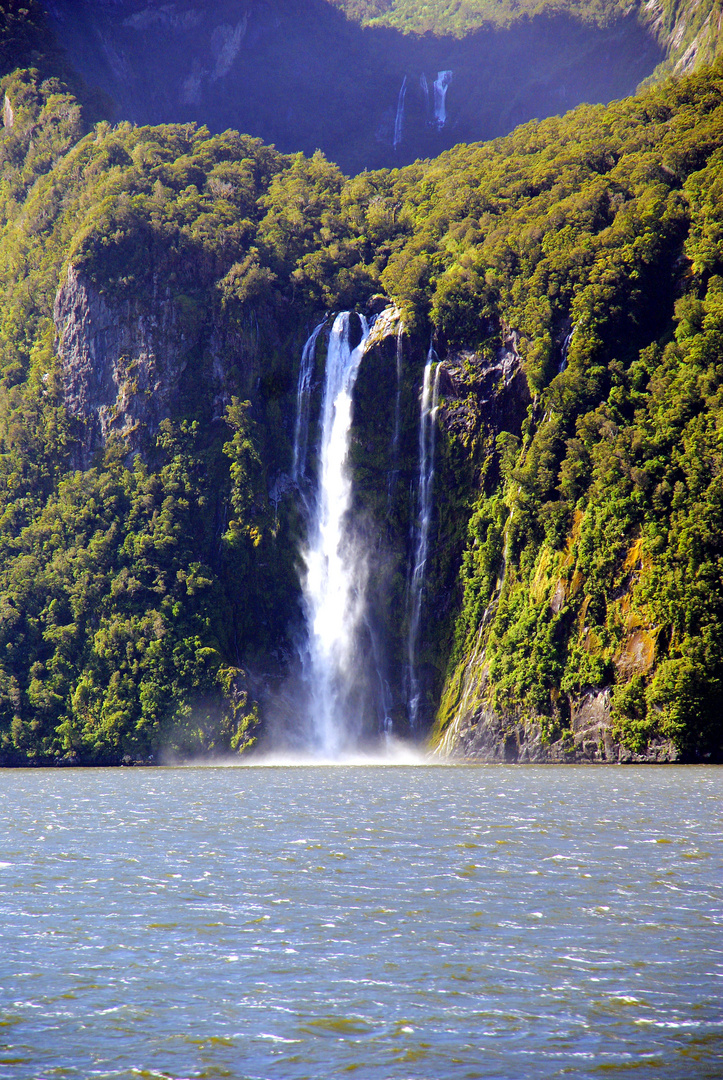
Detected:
left=326, top=0, right=632, bottom=36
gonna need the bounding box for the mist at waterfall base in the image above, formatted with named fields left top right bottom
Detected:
left=267, top=309, right=433, bottom=760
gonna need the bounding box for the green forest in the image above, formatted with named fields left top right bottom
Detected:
left=1, top=1, right=723, bottom=763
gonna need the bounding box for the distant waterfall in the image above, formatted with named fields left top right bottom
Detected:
left=291, top=320, right=326, bottom=483
left=393, top=75, right=408, bottom=150
left=407, top=346, right=441, bottom=730
left=433, top=70, right=453, bottom=129
left=301, top=312, right=371, bottom=755
left=420, top=73, right=430, bottom=120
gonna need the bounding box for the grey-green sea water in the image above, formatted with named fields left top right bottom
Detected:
left=0, top=764, right=721, bottom=1079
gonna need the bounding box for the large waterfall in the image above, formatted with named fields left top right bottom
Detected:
left=300, top=312, right=371, bottom=755
left=407, top=345, right=441, bottom=730
left=291, top=311, right=441, bottom=751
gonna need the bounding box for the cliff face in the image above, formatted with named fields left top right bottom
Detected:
left=407, top=321, right=675, bottom=764
left=54, top=265, right=263, bottom=466
left=435, top=618, right=679, bottom=764
left=642, top=0, right=723, bottom=78
left=435, top=688, right=679, bottom=763
left=427, top=333, right=685, bottom=764
left=55, top=265, right=185, bottom=464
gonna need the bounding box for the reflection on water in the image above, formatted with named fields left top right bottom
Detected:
left=0, top=765, right=721, bottom=1079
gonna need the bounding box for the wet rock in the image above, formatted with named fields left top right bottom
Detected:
left=435, top=681, right=679, bottom=764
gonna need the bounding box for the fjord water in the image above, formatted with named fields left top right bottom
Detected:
left=1, top=766, right=721, bottom=1080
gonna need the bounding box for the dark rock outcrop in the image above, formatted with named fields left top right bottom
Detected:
left=54, top=264, right=260, bottom=464
left=436, top=677, right=679, bottom=763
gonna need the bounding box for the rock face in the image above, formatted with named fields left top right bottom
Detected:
left=427, top=327, right=680, bottom=765
left=54, top=264, right=258, bottom=464
left=44, top=0, right=664, bottom=175
left=55, top=265, right=180, bottom=462
left=440, top=327, right=531, bottom=447
left=436, top=678, right=679, bottom=763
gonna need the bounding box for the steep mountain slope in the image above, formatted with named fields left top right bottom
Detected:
left=639, top=1, right=723, bottom=78
left=43, top=0, right=663, bottom=175
left=334, top=1, right=723, bottom=88
left=2, top=16, right=723, bottom=763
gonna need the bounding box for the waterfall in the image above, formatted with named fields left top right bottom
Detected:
left=420, top=73, right=430, bottom=120
left=301, top=312, right=371, bottom=755
left=291, top=320, right=326, bottom=483
left=407, top=346, right=441, bottom=730
left=393, top=75, right=408, bottom=150
left=386, top=322, right=404, bottom=508
left=433, top=70, right=453, bottom=129
left=558, top=328, right=574, bottom=374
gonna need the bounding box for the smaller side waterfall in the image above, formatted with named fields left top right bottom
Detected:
left=386, top=323, right=404, bottom=508
left=302, top=312, right=371, bottom=755
left=291, top=320, right=326, bottom=483
left=558, top=328, right=574, bottom=374
left=420, top=73, right=430, bottom=120
left=433, top=70, right=453, bottom=129
left=393, top=75, right=408, bottom=150
left=407, top=346, right=441, bottom=730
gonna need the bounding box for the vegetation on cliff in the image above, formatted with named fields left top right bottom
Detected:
left=2, top=39, right=723, bottom=760
left=0, top=70, right=304, bottom=761
left=330, top=0, right=634, bottom=35
left=425, top=67, right=723, bottom=760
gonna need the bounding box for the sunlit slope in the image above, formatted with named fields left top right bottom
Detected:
left=328, top=0, right=630, bottom=35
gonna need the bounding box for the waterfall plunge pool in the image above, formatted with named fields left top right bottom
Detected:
left=1, top=764, right=721, bottom=1079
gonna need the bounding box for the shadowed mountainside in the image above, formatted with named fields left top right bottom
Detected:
left=44, top=0, right=664, bottom=175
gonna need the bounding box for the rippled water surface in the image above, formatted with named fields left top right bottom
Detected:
left=0, top=764, right=721, bottom=1079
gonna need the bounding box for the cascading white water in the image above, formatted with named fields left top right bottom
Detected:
left=433, top=70, right=453, bottom=129
left=558, top=328, right=574, bottom=374
left=301, top=312, right=371, bottom=755
left=420, top=73, right=430, bottom=120
left=291, top=320, right=327, bottom=484
left=393, top=75, right=408, bottom=150
left=407, top=346, right=441, bottom=730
